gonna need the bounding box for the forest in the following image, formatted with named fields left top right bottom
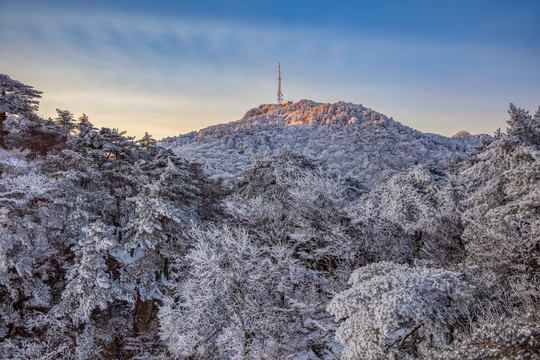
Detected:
left=0, top=73, right=539, bottom=359
left=160, top=99, right=485, bottom=184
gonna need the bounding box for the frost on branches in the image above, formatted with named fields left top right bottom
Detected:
left=439, top=312, right=540, bottom=360
left=160, top=226, right=288, bottom=359
left=461, top=104, right=540, bottom=307
left=348, top=164, right=465, bottom=265
left=0, top=74, right=538, bottom=359
left=327, top=262, right=473, bottom=360
left=162, top=100, right=484, bottom=184
left=0, top=74, right=42, bottom=148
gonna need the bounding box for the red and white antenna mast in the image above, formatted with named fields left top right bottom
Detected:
left=277, top=62, right=283, bottom=104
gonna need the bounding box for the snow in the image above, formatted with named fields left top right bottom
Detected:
left=1, top=74, right=538, bottom=359
left=162, top=100, right=484, bottom=184
left=110, top=247, right=146, bottom=265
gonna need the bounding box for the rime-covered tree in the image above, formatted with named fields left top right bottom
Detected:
left=437, top=312, right=540, bottom=360
left=461, top=103, right=540, bottom=308
left=348, top=165, right=465, bottom=265
left=54, top=108, right=76, bottom=133
left=0, top=171, right=58, bottom=340
left=327, top=262, right=473, bottom=360
left=99, top=127, right=137, bottom=160
left=121, top=153, right=202, bottom=301
left=0, top=74, right=42, bottom=148
left=507, top=103, right=540, bottom=145
left=56, top=221, right=132, bottom=322
left=161, top=150, right=365, bottom=358
left=160, top=226, right=287, bottom=359
left=137, top=132, right=157, bottom=150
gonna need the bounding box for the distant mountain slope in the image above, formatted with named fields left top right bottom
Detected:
left=162, top=100, right=486, bottom=183
left=451, top=130, right=490, bottom=140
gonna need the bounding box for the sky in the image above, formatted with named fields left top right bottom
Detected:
left=1, top=0, right=539, bottom=139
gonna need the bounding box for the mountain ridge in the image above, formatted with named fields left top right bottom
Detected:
left=161, top=100, right=488, bottom=184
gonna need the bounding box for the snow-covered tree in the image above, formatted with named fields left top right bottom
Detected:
left=507, top=103, right=540, bottom=145
left=54, top=108, right=76, bottom=133
left=0, top=171, right=58, bottom=317
left=160, top=226, right=283, bottom=359
left=121, top=154, right=201, bottom=299
left=99, top=127, right=137, bottom=160
left=56, top=221, right=132, bottom=322
left=438, top=312, right=540, bottom=360
left=160, top=223, right=342, bottom=359
left=0, top=74, right=42, bottom=148
left=137, top=132, right=158, bottom=150
left=347, top=165, right=465, bottom=265
left=327, top=262, right=473, bottom=360
left=461, top=104, right=540, bottom=308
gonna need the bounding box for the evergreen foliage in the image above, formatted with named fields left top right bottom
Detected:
left=0, top=75, right=538, bottom=359
left=0, top=74, right=42, bottom=148
left=162, top=100, right=486, bottom=184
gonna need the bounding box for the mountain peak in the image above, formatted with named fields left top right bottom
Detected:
left=193, top=100, right=394, bottom=138
left=452, top=130, right=472, bottom=138
left=240, top=99, right=390, bottom=126
left=452, top=130, right=491, bottom=140
left=162, top=100, right=483, bottom=184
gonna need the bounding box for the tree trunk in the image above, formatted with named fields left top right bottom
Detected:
left=163, top=257, right=169, bottom=280
left=134, top=293, right=160, bottom=333
left=0, top=111, right=6, bottom=149
left=458, top=236, right=466, bottom=260
left=412, top=230, right=423, bottom=260
left=0, top=90, right=5, bottom=148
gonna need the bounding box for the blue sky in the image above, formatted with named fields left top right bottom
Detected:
left=1, top=0, right=539, bottom=139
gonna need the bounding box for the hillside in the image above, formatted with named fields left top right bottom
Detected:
left=1, top=74, right=539, bottom=359
left=162, top=100, right=486, bottom=183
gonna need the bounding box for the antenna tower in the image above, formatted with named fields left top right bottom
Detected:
left=277, top=62, right=283, bottom=104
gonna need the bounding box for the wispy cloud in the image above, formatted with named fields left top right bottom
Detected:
left=1, top=6, right=538, bottom=138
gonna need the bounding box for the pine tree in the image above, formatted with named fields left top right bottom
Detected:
left=54, top=109, right=76, bottom=133
left=99, top=127, right=137, bottom=159
left=76, top=113, right=96, bottom=136
left=507, top=103, right=540, bottom=145
left=57, top=221, right=130, bottom=323
left=0, top=74, right=42, bottom=148
left=136, top=132, right=157, bottom=150
left=461, top=104, right=540, bottom=308
left=327, top=262, right=473, bottom=360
